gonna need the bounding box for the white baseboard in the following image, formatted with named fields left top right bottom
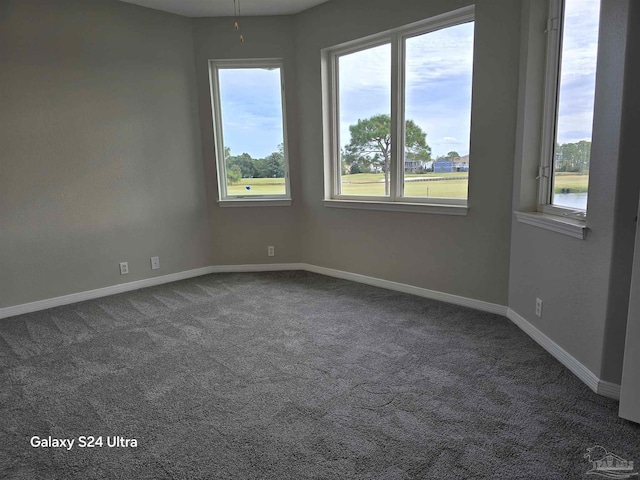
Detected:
left=1, top=262, right=505, bottom=320
left=0, top=263, right=304, bottom=320
left=598, top=381, right=621, bottom=400
left=507, top=308, right=620, bottom=400
left=0, top=266, right=218, bottom=320
left=303, top=264, right=508, bottom=316
left=209, top=263, right=305, bottom=273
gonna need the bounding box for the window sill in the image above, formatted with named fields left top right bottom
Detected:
left=218, top=198, right=292, bottom=207
left=323, top=199, right=468, bottom=215
left=514, top=211, right=586, bottom=239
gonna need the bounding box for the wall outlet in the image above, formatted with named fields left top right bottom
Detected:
left=119, top=262, right=129, bottom=275
left=268, top=246, right=275, bottom=257
left=535, top=298, right=543, bottom=318
left=151, top=256, right=160, bottom=270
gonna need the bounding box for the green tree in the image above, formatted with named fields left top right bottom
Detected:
left=227, top=165, right=242, bottom=185
left=341, top=147, right=376, bottom=174
left=260, top=152, right=285, bottom=178
left=255, top=143, right=285, bottom=178
left=345, top=114, right=431, bottom=195
left=227, top=153, right=257, bottom=178
left=555, top=141, right=591, bottom=173
left=447, top=151, right=460, bottom=159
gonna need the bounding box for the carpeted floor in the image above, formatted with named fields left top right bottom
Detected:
left=0, top=271, right=638, bottom=479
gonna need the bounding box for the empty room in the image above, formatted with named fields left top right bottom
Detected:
left=1, top=0, right=639, bottom=478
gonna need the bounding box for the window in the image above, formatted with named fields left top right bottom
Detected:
left=539, top=0, right=600, bottom=217
left=209, top=59, right=291, bottom=205
left=322, top=7, right=475, bottom=214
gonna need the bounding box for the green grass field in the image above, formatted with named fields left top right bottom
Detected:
left=227, top=177, right=286, bottom=196
left=226, top=173, right=589, bottom=197
left=552, top=173, right=589, bottom=193
left=341, top=173, right=469, bottom=198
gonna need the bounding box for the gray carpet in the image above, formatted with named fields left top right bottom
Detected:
left=1, top=271, right=638, bottom=479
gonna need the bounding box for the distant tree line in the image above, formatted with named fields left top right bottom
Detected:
left=555, top=141, right=591, bottom=173
left=225, top=144, right=285, bottom=185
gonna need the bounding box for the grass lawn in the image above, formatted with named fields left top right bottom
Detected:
left=341, top=179, right=468, bottom=198
left=553, top=173, right=589, bottom=193
left=341, top=172, right=469, bottom=198
left=224, top=173, right=589, bottom=197
left=227, top=177, right=286, bottom=196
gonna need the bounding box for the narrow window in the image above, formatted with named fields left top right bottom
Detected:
left=542, top=0, right=600, bottom=214
left=210, top=59, right=290, bottom=203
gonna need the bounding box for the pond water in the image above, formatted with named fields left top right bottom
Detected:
left=553, top=192, right=588, bottom=211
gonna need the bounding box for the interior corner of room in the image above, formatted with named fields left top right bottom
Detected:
left=1, top=0, right=639, bottom=434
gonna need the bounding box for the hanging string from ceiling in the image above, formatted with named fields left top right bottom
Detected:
left=233, top=0, right=244, bottom=42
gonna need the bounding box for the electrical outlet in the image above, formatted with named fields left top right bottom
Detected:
left=151, top=256, right=160, bottom=270
left=535, top=298, right=543, bottom=318
left=119, top=262, right=129, bottom=275
left=268, top=246, right=275, bottom=257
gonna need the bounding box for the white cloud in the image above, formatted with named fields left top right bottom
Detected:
left=338, top=43, right=391, bottom=91
left=404, top=22, right=474, bottom=86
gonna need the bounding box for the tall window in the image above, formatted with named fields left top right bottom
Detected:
left=540, top=0, right=600, bottom=215
left=324, top=7, right=475, bottom=211
left=209, top=59, right=290, bottom=203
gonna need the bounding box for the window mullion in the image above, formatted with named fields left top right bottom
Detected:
left=332, top=54, right=342, bottom=197
left=211, top=66, right=229, bottom=200
left=539, top=0, right=562, bottom=207
left=280, top=67, right=292, bottom=198
left=389, top=33, right=402, bottom=202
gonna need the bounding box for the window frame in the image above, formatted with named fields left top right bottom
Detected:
left=208, top=58, right=292, bottom=206
left=538, top=0, right=598, bottom=220
left=322, top=6, right=475, bottom=214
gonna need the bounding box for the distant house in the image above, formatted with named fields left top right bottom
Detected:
left=434, top=155, right=469, bottom=173
left=434, top=158, right=453, bottom=173
left=455, top=155, right=470, bottom=172
left=404, top=158, right=431, bottom=173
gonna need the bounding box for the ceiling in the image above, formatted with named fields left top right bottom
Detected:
left=118, top=0, right=330, bottom=17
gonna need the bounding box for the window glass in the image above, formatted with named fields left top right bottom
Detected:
left=551, top=0, right=600, bottom=210
left=403, top=22, right=474, bottom=199
left=337, top=43, right=391, bottom=196
left=217, top=66, right=287, bottom=197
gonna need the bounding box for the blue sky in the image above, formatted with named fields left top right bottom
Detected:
left=217, top=0, right=599, bottom=160
left=556, top=0, right=600, bottom=145
left=218, top=68, right=284, bottom=159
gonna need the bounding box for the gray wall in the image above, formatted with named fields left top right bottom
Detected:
left=191, top=16, right=303, bottom=266
left=619, top=193, right=640, bottom=421
left=294, top=0, right=521, bottom=306
left=0, top=0, right=211, bottom=307
left=601, top=0, right=640, bottom=383
left=508, top=0, right=639, bottom=382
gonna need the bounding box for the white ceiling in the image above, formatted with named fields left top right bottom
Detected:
left=118, top=0, right=330, bottom=17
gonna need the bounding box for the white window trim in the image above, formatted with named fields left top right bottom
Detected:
left=515, top=211, right=586, bottom=240
left=323, top=199, right=468, bottom=215
left=537, top=0, right=590, bottom=221
left=321, top=6, right=474, bottom=215
left=209, top=58, right=292, bottom=207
